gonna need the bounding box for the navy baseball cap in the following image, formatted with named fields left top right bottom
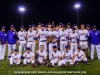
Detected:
left=59, top=23, right=62, bottom=25
left=41, top=24, right=44, bottom=27
left=29, top=25, right=32, bottom=28
left=38, top=23, right=42, bottom=25
left=77, top=46, right=81, bottom=49
left=67, top=23, right=71, bottom=25
left=61, top=24, right=65, bottom=27
left=10, top=25, right=14, bottom=28
left=20, top=25, right=24, bottom=28
left=2, top=26, right=6, bottom=29
left=86, top=24, right=90, bottom=27
left=32, top=24, right=35, bottom=27
left=74, top=24, right=77, bottom=26
left=53, top=45, right=57, bottom=48
left=51, top=25, right=55, bottom=28
left=48, top=22, right=51, bottom=25
left=26, top=47, right=31, bottom=50
left=45, top=24, right=48, bottom=27
left=14, top=48, right=18, bottom=51
left=92, top=25, right=96, bottom=28
left=65, top=45, right=69, bottom=49
left=72, top=27, right=75, bottom=30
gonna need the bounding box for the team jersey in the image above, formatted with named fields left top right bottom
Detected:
left=59, top=30, right=68, bottom=41
left=37, top=50, right=47, bottom=60
left=23, top=52, right=34, bottom=59
left=74, top=50, right=85, bottom=58
left=11, top=53, right=21, bottom=60
left=27, top=30, right=36, bottom=41
left=18, top=31, right=26, bottom=41
left=62, top=50, right=73, bottom=60
left=78, top=29, right=89, bottom=40
left=50, top=50, right=61, bottom=60
left=36, top=30, right=47, bottom=41
left=66, top=28, right=72, bottom=34
left=69, top=32, right=78, bottom=43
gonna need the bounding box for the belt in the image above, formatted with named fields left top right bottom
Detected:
left=71, top=42, right=77, bottom=43
left=60, top=40, right=66, bottom=41
left=80, top=40, right=87, bottom=42
left=28, top=41, right=34, bottom=42
left=40, top=40, right=46, bottom=42
left=20, top=40, right=25, bottom=41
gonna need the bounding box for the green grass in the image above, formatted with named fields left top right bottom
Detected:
left=0, top=44, right=100, bottom=75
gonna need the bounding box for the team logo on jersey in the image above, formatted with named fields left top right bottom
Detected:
left=95, top=32, right=98, bottom=35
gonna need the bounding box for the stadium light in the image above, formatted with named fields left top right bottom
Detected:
left=19, top=7, right=25, bottom=25
left=74, top=4, right=80, bottom=28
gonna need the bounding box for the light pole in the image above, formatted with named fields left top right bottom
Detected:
left=74, top=4, right=80, bottom=28
left=19, top=7, right=25, bottom=25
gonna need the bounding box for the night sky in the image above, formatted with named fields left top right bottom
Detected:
left=0, top=0, right=100, bottom=31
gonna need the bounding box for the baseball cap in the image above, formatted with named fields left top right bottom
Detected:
left=77, top=46, right=81, bottom=49
left=72, top=27, right=76, bottom=30
left=67, top=23, right=71, bottom=25
left=38, top=23, right=42, bottom=25
left=51, top=25, right=55, bottom=28
left=29, top=25, right=32, bottom=28
left=53, top=45, right=57, bottom=48
left=26, top=47, right=31, bottom=50
left=86, top=24, right=90, bottom=27
left=65, top=45, right=69, bottom=49
left=92, top=25, right=96, bottom=28
left=41, top=24, right=44, bottom=27
left=14, top=48, right=18, bottom=51
left=59, top=23, right=62, bottom=25
left=32, top=24, right=35, bottom=27
left=74, top=24, right=77, bottom=26
left=10, top=25, right=14, bottom=28
left=48, top=22, right=51, bottom=25
left=20, top=25, right=24, bottom=28
left=2, top=26, right=6, bottom=29
left=45, top=24, right=48, bottom=27
left=61, top=24, right=65, bottom=27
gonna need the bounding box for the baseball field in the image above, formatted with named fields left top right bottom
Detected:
left=0, top=44, right=100, bottom=75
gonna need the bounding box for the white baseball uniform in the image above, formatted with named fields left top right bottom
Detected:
left=50, top=50, right=61, bottom=66
left=69, top=32, right=78, bottom=54
left=10, top=53, right=21, bottom=65
left=37, top=50, right=47, bottom=63
left=58, top=50, right=74, bottom=66
left=37, top=30, right=47, bottom=51
left=74, top=50, right=87, bottom=61
left=59, top=30, right=68, bottom=53
left=18, top=31, right=27, bottom=54
left=66, top=28, right=72, bottom=34
left=23, top=52, right=35, bottom=64
left=27, top=30, right=36, bottom=53
left=78, top=29, right=89, bottom=49
left=48, top=30, right=59, bottom=59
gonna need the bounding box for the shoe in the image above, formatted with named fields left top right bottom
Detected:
left=61, top=64, right=66, bottom=67
left=32, top=63, right=38, bottom=67
left=10, top=64, right=13, bottom=68
left=16, top=64, right=19, bottom=68
left=49, top=63, right=53, bottom=67
left=22, top=64, right=26, bottom=67
left=70, top=64, right=74, bottom=66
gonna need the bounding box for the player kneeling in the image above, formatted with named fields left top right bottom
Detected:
left=9, top=49, right=21, bottom=68
left=47, top=45, right=62, bottom=67
left=58, top=45, right=74, bottom=67
left=22, top=47, right=37, bottom=67
left=74, top=46, right=90, bottom=65
left=35, top=45, right=48, bottom=66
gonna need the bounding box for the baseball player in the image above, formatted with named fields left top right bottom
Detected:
left=0, top=26, right=7, bottom=60
left=48, top=25, right=59, bottom=59
left=9, top=48, right=21, bottom=68
left=47, top=22, right=51, bottom=31
left=78, top=24, right=89, bottom=57
left=74, top=46, right=90, bottom=65
left=74, top=24, right=79, bottom=33
left=66, top=23, right=72, bottom=34
left=86, top=24, right=92, bottom=32
left=69, top=27, right=78, bottom=54
left=36, top=23, right=42, bottom=34
left=36, top=24, right=47, bottom=51
left=17, top=25, right=27, bottom=54
left=89, top=25, right=100, bottom=60
left=58, top=23, right=62, bottom=31
left=23, top=47, right=37, bottom=67
left=7, top=25, right=18, bottom=58
left=47, top=45, right=61, bottom=67
left=59, top=24, right=68, bottom=53
left=58, top=45, right=74, bottom=66
left=35, top=45, right=48, bottom=66
left=27, top=25, right=36, bottom=53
